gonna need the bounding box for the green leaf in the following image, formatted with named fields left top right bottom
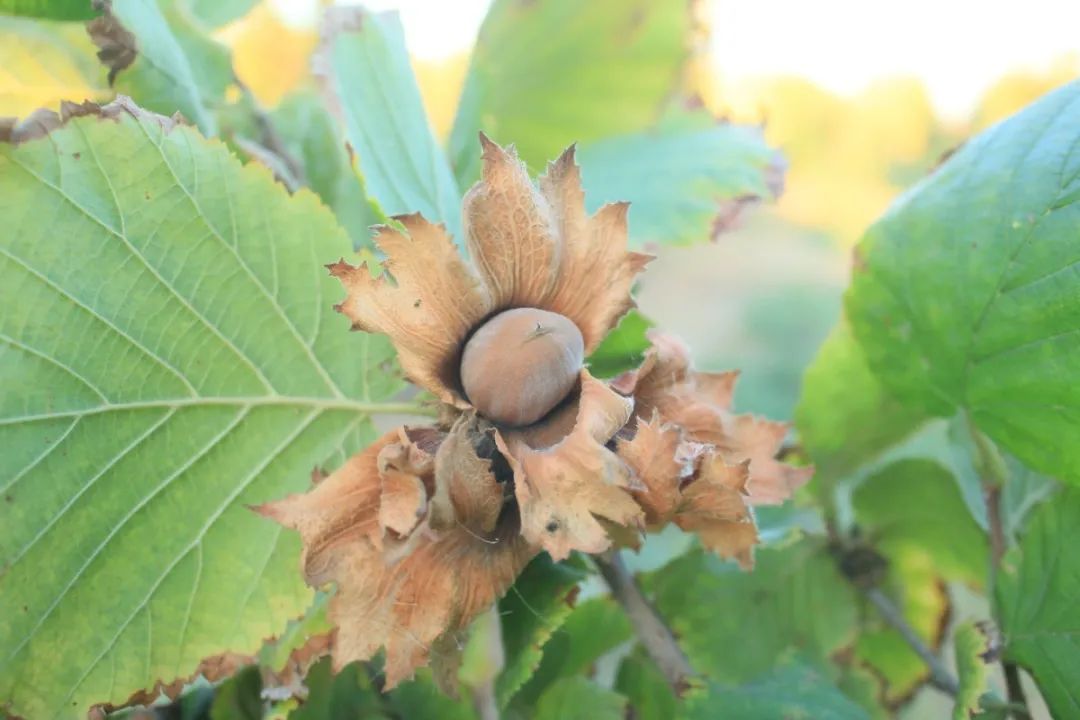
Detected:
left=496, top=555, right=587, bottom=708
left=846, top=81, right=1080, bottom=482
left=0, top=15, right=107, bottom=116
left=684, top=664, right=870, bottom=720
left=996, top=486, right=1080, bottom=717
left=0, top=0, right=98, bottom=20
left=0, top=101, right=405, bottom=719
left=585, top=310, right=653, bottom=379
left=515, top=597, right=632, bottom=707
left=615, top=650, right=677, bottom=720
left=953, top=622, right=991, bottom=720
left=533, top=677, right=626, bottom=720
left=289, top=658, right=387, bottom=720
left=578, top=114, right=783, bottom=247
left=209, top=664, right=263, bottom=720
left=268, top=89, right=384, bottom=251
left=648, top=542, right=857, bottom=683
left=853, top=459, right=988, bottom=585
left=833, top=664, right=891, bottom=720
left=449, top=0, right=696, bottom=187
left=1001, top=454, right=1059, bottom=541
left=317, top=8, right=460, bottom=241
left=183, top=0, right=258, bottom=29
left=93, top=0, right=234, bottom=135
left=796, top=319, right=928, bottom=499
left=387, top=671, right=478, bottom=720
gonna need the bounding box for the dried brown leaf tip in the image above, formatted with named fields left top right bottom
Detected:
left=257, top=136, right=810, bottom=685
left=605, top=329, right=815, bottom=569
left=497, top=371, right=644, bottom=560
left=0, top=96, right=182, bottom=145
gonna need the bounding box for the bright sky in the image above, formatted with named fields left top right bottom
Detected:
left=275, top=0, right=1079, bottom=120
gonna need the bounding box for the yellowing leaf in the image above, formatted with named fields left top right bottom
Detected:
left=0, top=16, right=106, bottom=116
left=219, top=3, right=317, bottom=107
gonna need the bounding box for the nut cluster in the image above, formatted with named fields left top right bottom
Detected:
left=258, top=135, right=811, bottom=692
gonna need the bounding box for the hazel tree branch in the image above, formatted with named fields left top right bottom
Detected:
left=594, top=551, right=694, bottom=694
left=970, top=418, right=1031, bottom=720
left=863, top=586, right=959, bottom=695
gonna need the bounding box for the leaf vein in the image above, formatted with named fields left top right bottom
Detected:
left=134, top=118, right=345, bottom=399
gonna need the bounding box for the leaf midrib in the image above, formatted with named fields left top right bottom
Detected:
left=0, top=395, right=426, bottom=427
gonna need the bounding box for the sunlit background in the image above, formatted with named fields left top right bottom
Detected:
left=237, top=0, right=1080, bottom=245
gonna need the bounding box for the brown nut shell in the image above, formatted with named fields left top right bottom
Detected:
left=460, top=308, right=584, bottom=427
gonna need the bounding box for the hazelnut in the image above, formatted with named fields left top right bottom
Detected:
left=460, top=308, right=584, bottom=427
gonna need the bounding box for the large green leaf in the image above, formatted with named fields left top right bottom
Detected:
left=578, top=114, right=783, bottom=247
left=495, top=555, right=587, bottom=707
left=648, top=542, right=858, bottom=683
left=0, top=101, right=406, bottom=718
left=796, top=319, right=928, bottom=500
left=684, top=664, right=870, bottom=720
left=317, top=8, right=460, bottom=241
left=91, top=0, right=233, bottom=135
left=449, top=0, right=696, bottom=187
left=846, top=81, right=1080, bottom=481
left=0, top=0, right=98, bottom=20
left=996, top=486, right=1080, bottom=717
left=853, top=459, right=988, bottom=585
